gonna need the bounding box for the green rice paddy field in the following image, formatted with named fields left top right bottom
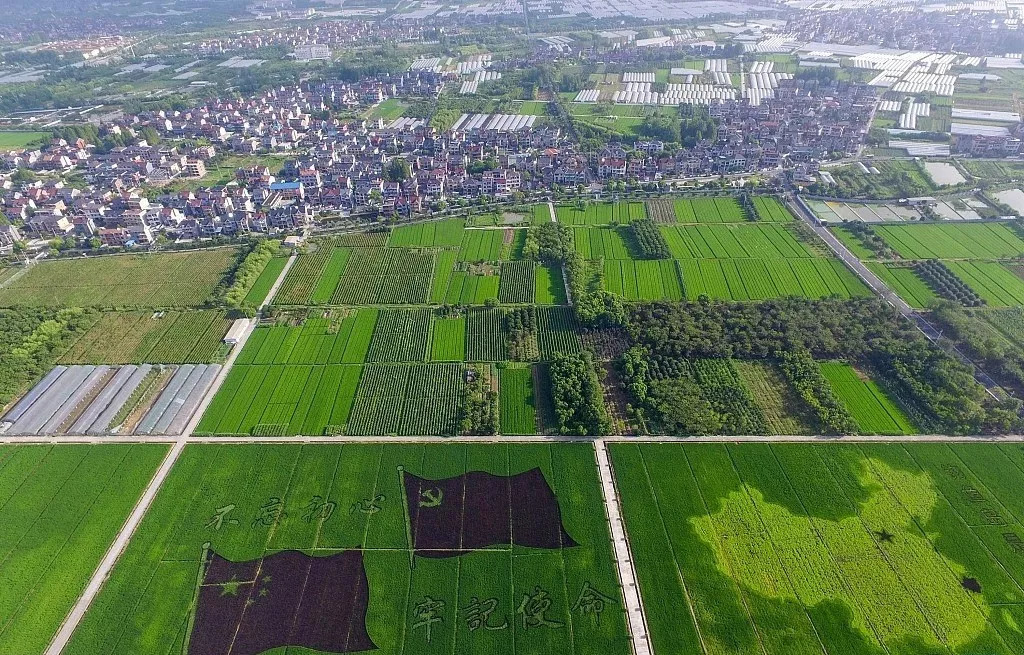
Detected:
left=821, top=361, right=916, bottom=435
left=0, top=444, right=167, bottom=654
left=611, top=442, right=1024, bottom=655
left=64, top=443, right=630, bottom=655
left=873, top=223, right=1024, bottom=259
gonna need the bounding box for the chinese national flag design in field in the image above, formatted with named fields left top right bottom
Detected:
left=402, top=467, right=577, bottom=557
left=187, top=549, right=377, bottom=655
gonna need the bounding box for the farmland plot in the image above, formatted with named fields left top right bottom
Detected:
left=466, top=307, right=507, bottom=361
left=556, top=202, right=645, bottom=225
left=662, top=223, right=813, bottom=259
left=366, top=308, right=431, bottom=362
left=866, top=263, right=941, bottom=309
left=498, top=261, right=536, bottom=304
left=0, top=249, right=238, bottom=308
left=234, top=310, right=378, bottom=366
left=60, top=310, right=231, bottom=364
left=242, top=255, right=287, bottom=306
left=65, top=443, right=629, bottom=655
left=388, top=219, right=466, bottom=248
left=331, top=248, right=434, bottom=305
left=499, top=365, right=537, bottom=434
left=430, top=314, right=466, bottom=361
left=430, top=250, right=458, bottom=303
left=274, top=243, right=339, bottom=305
left=752, top=196, right=795, bottom=222
left=602, top=259, right=684, bottom=301
left=537, top=307, right=582, bottom=359
left=944, top=261, right=1024, bottom=307
left=873, top=223, right=1024, bottom=259
left=678, top=258, right=868, bottom=300
left=0, top=444, right=167, bottom=655
left=445, top=270, right=500, bottom=305
left=572, top=226, right=637, bottom=260
left=733, top=360, right=812, bottom=434
left=679, top=197, right=747, bottom=223
left=458, top=230, right=505, bottom=261
left=195, top=363, right=363, bottom=435
left=645, top=199, right=677, bottom=224
left=610, top=442, right=1024, bottom=655
left=536, top=264, right=568, bottom=305
left=820, top=362, right=915, bottom=435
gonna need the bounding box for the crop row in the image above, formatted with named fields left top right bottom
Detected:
left=330, top=248, right=434, bottom=305
left=498, top=261, right=536, bottom=303
left=236, top=310, right=378, bottom=366
left=457, top=230, right=504, bottom=261
left=674, top=197, right=746, bottom=223
left=346, top=363, right=464, bottom=435
left=820, top=362, right=915, bottom=435
left=752, top=197, right=794, bottom=222
left=388, top=218, right=465, bottom=248
left=195, top=363, right=364, bottom=435
left=873, top=223, right=1024, bottom=259
left=274, top=243, right=339, bottom=305
left=556, top=201, right=646, bottom=226
left=603, top=259, right=684, bottom=301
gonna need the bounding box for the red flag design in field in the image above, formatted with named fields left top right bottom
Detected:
left=401, top=467, right=577, bottom=558
left=186, top=548, right=377, bottom=655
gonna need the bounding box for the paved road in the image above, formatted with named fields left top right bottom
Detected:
left=595, top=439, right=653, bottom=655
left=11, top=432, right=1024, bottom=446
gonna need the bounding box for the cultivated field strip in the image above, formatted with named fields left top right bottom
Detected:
left=821, top=362, right=916, bottom=435
left=611, top=442, right=1024, bottom=655
left=1, top=364, right=220, bottom=436
left=60, top=443, right=631, bottom=655
left=556, top=201, right=646, bottom=225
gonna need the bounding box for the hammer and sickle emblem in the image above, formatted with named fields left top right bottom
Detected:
left=419, top=488, right=443, bottom=508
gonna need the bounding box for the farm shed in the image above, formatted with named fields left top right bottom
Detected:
left=223, top=318, right=250, bottom=344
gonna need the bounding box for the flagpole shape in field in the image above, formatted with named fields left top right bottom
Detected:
left=180, top=542, right=212, bottom=655
left=398, top=465, right=415, bottom=570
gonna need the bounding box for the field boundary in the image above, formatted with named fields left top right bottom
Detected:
left=8, top=433, right=1024, bottom=446
left=595, top=439, right=653, bottom=655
